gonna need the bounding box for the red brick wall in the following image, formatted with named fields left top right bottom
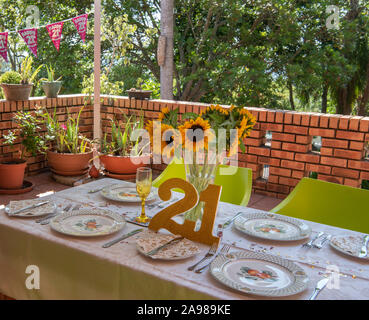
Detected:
left=1, top=94, right=368, bottom=198
left=0, top=95, right=93, bottom=175
left=101, top=96, right=369, bottom=198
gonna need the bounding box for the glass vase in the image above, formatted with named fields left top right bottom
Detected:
left=184, top=153, right=218, bottom=224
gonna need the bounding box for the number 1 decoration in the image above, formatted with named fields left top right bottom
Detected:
left=148, top=178, right=222, bottom=246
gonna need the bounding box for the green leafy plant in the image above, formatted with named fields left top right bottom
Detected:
left=100, top=112, right=147, bottom=157
left=0, top=71, right=22, bottom=84
left=3, top=110, right=46, bottom=160
left=20, top=56, right=43, bottom=85
left=40, top=65, right=62, bottom=82
left=41, top=106, right=91, bottom=154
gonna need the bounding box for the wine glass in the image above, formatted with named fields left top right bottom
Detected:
left=135, top=167, right=152, bottom=223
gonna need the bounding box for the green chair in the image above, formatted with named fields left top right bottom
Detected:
left=152, top=159, right=253, bottom=207
left=214, top=165, right=252, bottom=207
left=152, top=158, right=186, bottom=192
left=270, top=177, right=369, bottom=234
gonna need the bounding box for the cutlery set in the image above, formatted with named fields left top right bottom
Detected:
left=303, top=232, right=331, bottom=249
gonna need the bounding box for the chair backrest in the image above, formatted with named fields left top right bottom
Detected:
left=271, top=177, right=369, bottom=233
left=152, top=159, right=253, bottom=207
left=152, top=158, right=186, bottom=191
left=214, top=165, right=252, bottom=207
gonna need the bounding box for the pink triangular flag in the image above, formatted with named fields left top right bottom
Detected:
left=19, top=28, right=38, bottom=57
left=0, top=32, right=8, bottom=62
left=72, top=14, right=88, bottom=43
left=46, top=21, right=64, bottom=51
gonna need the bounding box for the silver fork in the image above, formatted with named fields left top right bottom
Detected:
left=195, top=244, right=231, bottom=273
left=40, top=204, right=81, bottom=225
left=313, top=234, right=332, bottom=249
left=188, top=243, right=218, bottom=271
left=35, top=203, right=72, bottom=223
left=303, top=232, right=324, bottom=248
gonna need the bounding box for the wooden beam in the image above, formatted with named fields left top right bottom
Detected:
left=93, top=0, right=101, bottom=140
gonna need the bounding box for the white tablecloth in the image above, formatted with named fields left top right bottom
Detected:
left=0, top=178, right=368, bottom=300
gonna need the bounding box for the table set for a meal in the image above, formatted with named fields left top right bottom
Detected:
left=0, top=175, right=368, bottom=300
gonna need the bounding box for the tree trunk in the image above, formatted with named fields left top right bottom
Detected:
left=321, top=85, right=328, bottom=113
left=288, top=82, right=296, bottom=110
left=160, top=0, right=174, bottom=100
left=358, top=60, right=369, bottom=116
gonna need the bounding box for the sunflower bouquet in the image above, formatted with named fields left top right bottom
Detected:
left=146, top=104, right=256, bottom=221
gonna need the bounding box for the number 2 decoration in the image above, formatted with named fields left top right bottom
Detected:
left=148, top=178, right=221, bottom=246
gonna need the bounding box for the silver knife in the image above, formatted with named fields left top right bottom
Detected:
left=309, top=277, right=330, bottom=300
left=102, top=229, right=143, bottom=248
left=147, top=236, right=184, bottom=256
left=223, top=212, right=243, bottom=229
left=358, top=235, right=369, bottom=258
left=8, top=201, right=49, bottom=216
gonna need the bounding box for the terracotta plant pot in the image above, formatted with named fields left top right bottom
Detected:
left=47, top=150, right=93, bottom=176
left=0, top=160, right=27, bottom=189
left=99, top=154, right=151, bottom=175
left=1, top=83, right=33, bottom=101
left=42, top=81, right=62, bottom=98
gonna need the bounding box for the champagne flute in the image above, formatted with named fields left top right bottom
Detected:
left=135, top=167, right=152, bottom=223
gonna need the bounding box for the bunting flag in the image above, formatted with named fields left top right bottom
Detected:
left=72, top=14, right=88, bottom=43
left=0, top=32, right=8, bottom=62
left=19, top=28, right=38, bottom=57
left=46, top=21, right=64, bottom=51
left=1, top=13, right=88, bottom=59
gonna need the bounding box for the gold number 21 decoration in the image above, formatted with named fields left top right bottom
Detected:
left=148, top=178, right=222, bottom=246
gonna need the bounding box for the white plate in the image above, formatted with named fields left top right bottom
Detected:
left=136, top=231, right=200, bottom=260
left=210, top=250, right=309, bottom=297
left=100, top=184, right=157, bottom=203
left=5, top=200, right=57, bottom=218
left=234, top=212, right=311, bottom=241
left=50, top=208, right=126, bottom=237
left=330, top=235, right=369, bottom=261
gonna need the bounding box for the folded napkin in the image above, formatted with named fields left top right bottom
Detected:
left=7, top=199, right=55, bottom=217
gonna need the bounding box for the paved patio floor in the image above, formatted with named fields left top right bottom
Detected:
left=0, top=171, right=283, bottom=211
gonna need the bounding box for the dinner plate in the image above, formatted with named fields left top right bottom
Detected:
left=136, top=231, right=200, bottom=260
left=234, top=212, right=311, bottom=241
left=5, top=200, right=56, bottom=217
left=100, top=184, right=157, bottom=203
left=50, top=208, right=126, bottom=237
left=210, top=250, right=309, bottom=297
left=330, top=235, right=369, bottom=261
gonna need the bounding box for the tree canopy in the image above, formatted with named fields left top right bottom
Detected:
left=0, top=0, right=369, bottom=115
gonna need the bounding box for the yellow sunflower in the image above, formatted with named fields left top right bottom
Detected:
left=200, top=104, right=229, bottom=117
left=179, top=117, right=214, bottom=151
left=158, top=107, right=170, bottom=121
left=145, top=120, right=180, bottom=157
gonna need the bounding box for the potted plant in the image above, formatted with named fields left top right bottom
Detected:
left=0, top=110, right=46, bottom=189
left=40, top=65, right=62, bottom=98
left=99, top=113, right=150, bottom=178
left=0, top=56, right=42, bottom=101
left=41, top=107, right=93, bottom=176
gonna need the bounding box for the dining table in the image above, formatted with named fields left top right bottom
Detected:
left=0, top=177, right=368, bottom=300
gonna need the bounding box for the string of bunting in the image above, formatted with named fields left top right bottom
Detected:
left=0, top=13, right=88, bottom=62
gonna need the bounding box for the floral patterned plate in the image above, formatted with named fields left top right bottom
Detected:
left=210, top=250, right=309, bottom=297
left=234, top=212, right=311, bottom=241
left=101, top=185, right=157, bottom=203
left=50, top=208, right=126, bottom=237
left=330, top=235, right=369, bottom=261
